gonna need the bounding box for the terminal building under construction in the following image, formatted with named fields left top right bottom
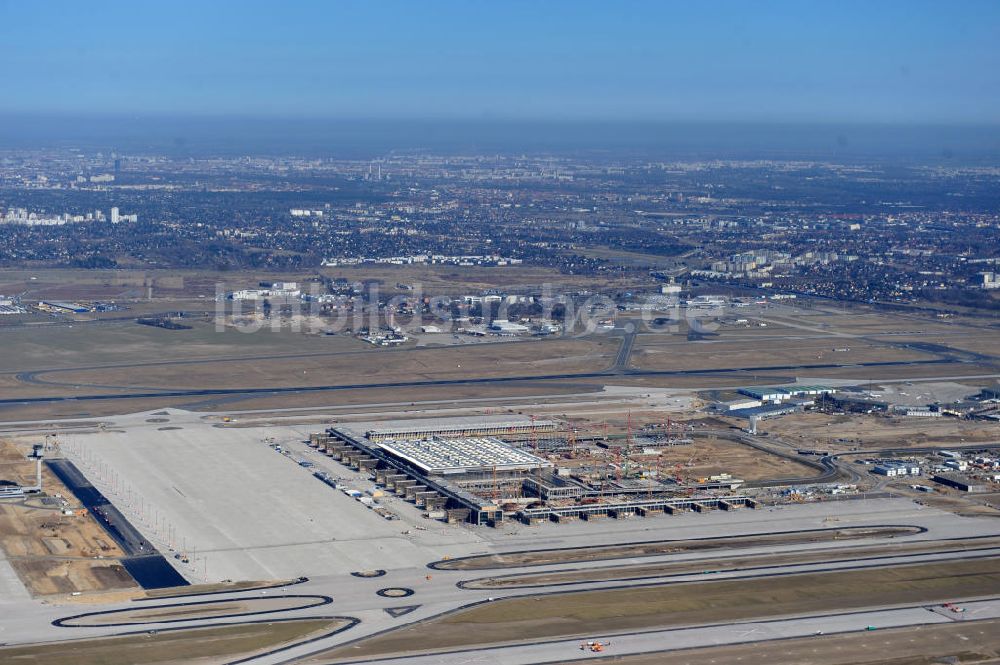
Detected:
left=310, top=416, right=756, bottom=526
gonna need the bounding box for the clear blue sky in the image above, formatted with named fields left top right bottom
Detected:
left=1, top=0, right=997, bottom=123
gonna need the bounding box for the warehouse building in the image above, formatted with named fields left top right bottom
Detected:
left=827, top=394, right=891, bottom=413
left=894, top=407, right=942, bottom=418
left=872, top=463, right=921, bottom=477
left=932, top=473, right=987, bottom=493
left=729, top=402, right=803, bottom=420
left=714, top=398, right=763, bottom=412
left=738, top=385, right=835, bottom=403
left=739, top=387, right=790, bottom=402
left=489, top=320, right=530, bottom=335
left=38, top=300, right=89, bottom=314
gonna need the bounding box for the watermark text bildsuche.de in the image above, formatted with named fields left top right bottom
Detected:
left=214, top=282, right=723, bottom=337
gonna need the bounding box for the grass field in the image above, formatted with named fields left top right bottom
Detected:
left=65, top=596, right=329, bottom=627
left=0, top=320, right=367, bottom=374
left=142, top=579, right=289, bottom=599
left=37, top=335, right=613, bottom=392
left=316, top=557, right=1000, bottom=661
left=0, top=276, right=997, bottom=424
left=630, top=334, right=938, bottom=372
left=902, top=332, right=1000, bottom=357
left=0, top=618, right=346, bottom=665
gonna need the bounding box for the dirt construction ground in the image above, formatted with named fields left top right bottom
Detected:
left=0, top=439, right=138, bottom=597
left=645, top=435, right=815, bottom=481
left=768, top=412, right=1000, bottom=450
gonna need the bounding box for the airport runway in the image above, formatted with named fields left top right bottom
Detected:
left=3, top=410, right=999, bottom=664
left=0, top=357, right=954, bottom=405
left=3, top=501, right=998, bottom=654
left=320, top=598, right=1000, bottom=665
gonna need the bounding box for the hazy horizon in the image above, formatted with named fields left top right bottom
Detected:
left=1, top=113, right=999, bottom=163
left=3, top=1, right=999, bottom=162
left=2, top=0, right=998, bottom=128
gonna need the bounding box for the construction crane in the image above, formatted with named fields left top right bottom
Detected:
left=621, top=411, right=634, bottom=480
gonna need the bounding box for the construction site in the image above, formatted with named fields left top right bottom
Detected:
left=0, top=437, right=138, bottom=597
left=313, top=415, right=770, bottom=526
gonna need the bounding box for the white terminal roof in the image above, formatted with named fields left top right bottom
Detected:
left=366, top=419, right=557, bottom=439
left=377, top=436, right=553, bottom=475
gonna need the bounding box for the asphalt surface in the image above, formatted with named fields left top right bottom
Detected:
left=612, top=332, right=636, bottom=372
left=2, top=402, right=998, bottom=664
left=45, top=459, right=189, bottom=589
left=2, top=497, right=998, bottom=662
left=326, top=597, right=1000, bottom=665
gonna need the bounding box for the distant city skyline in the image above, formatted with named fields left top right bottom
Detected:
left=1, top=0, right=998, bottom=124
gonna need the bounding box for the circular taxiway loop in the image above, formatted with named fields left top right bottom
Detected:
left=351, top=569, right=387, bottom=578
left=132, top=576, right=310, bottom=602
left=376, top=587, right=414, bottom=598
left=54, top=594, right=333, bottom=628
